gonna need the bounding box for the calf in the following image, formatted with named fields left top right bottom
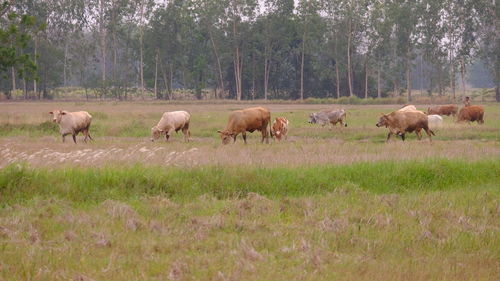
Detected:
left=49, top=110, right=93, bottom=143
left=271, top=117, right=289, bottom=141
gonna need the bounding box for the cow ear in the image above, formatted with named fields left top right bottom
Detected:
left=49, top=111, right=53, bottom=114
left=61, top=111, right=67, bottom=115
left=217, top=130, right=223, bottom=134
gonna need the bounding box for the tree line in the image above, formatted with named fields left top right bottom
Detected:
left=0, top=0, right=498, bottom=101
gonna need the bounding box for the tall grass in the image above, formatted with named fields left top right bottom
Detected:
left=1, top=159, right=498, bottom=205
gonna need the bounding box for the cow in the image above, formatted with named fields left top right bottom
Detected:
left=427, top=114, right=443, bottom=130
left=308, top=109, right=347, bottom=128
left=398, top=105, right=418, bottom=112
left=151, top=111, right=191, bottom=142
left=427, top=104, right=459, bottom=116
left=49, top=110, right=93, bottom=144
left=217, top=107, right=271, bottom=145
left=457, top=105, right=484, bottom=124
left=271, top=117, right=289, bottom=141
left=376, top=110, right=434, bottom=142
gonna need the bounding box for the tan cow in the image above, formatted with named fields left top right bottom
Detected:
left=376, top=110, right=434, bottom=142
left=427, top=104, right=458, bottom=116
left=49, top=110, right=93, bottom=143
left=457, top=105, right=484, bottom=124
left=271, top=117, right=289, bottom=141
left=217, top=107, right=271, bottom=144
left=151, top=111, right=191, bottom=142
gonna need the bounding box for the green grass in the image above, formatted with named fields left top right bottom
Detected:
left=0, top=161, right=498, bottom=280
left=1, top=159, right=498, bottom=206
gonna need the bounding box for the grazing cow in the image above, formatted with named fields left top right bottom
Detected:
left=427, top=114, right=443, bottom=130
left=49, top=110, right=93, bottom=143
left=308, top=109, right=347, bottom=128
left=217, top=107, right=271, bottom=144
left=151, top=111, right=191, bottom=142
left=376, top=110, right=434, bottom=142
left=457, top=105, right=484, bottom=124
left=398, top=104, right=418, bottom=112
left=271, top=117, right=289, bottom=141
left=427, top=104, right=458, bottom=116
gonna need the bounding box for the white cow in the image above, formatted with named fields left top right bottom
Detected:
left=427, top=114, right=443, bottom=130
left=397, top=105, right=418, bottom=112
left=49, top=110, right=93, bottom=143
left=151, top=111, right=191, bottom=142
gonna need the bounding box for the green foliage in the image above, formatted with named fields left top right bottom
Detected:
left=0, top=159, right=498, bottom=204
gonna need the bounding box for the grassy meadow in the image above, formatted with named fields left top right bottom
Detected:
left=0, top=101, right=499, bottom=280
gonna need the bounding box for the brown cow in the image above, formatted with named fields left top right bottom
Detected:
left=217, top=107, right=271, bottom=144
left=271, top=117, right=289, bottom=141
left=457, top=105, right=484, bottom=124
left=427, top=104, right=458, bottom=116
left=376, top=111, right=434, bottom=142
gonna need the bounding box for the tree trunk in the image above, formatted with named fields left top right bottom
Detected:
left=460, top=58, right=466, bottom=100
left=23, top=78, right=27, bottom=100
left=347, top=20, right=353, bottom=97
left=139, top=0, right=145, bottom=97
left=63, top=41, right=68, bottom=86
left=264, top=46, right=270, bottom=100
left=11, top=67, right=16, bottom=91
left=33, top=37, right=37, bottom=98
left=154, top=49, right=159, bottom=99
left=438, top=64, right=443, bottom=96
left=169, top=63, right=173, bottom=100
left=335, top=62, right=340, bottom=99
left=406, top=49, right=412, bottom=102
left=377, top=68, right=381, bottom=98
left=99, top=0, right=106, bottom=84
left=300, top=31, right=306, bottom=100
left=364, top=60, right=368, bottom=99
left=233, top=20, right=242, bottom=101
left=209, top=28, right=224, bottom=98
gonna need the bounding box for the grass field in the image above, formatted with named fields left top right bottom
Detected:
left=0, top=101, right=499, bottom=280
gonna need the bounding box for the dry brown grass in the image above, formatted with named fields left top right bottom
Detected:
left=0, top=136, right=498, bottom=168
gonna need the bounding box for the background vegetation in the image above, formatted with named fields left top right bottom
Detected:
left=0, top=0, right=498, bottom=102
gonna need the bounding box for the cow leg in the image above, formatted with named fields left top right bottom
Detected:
left=242, top=132, right=247, bottom=144
left=61, top=134, right=66, bottom=143
left=82, top=129, right=88, bottom=143
left=233, top=135, right=237, bottom=143
left=261, top=128, right=269, bottom=144
left=401, top=133, right=406, bottom=141
left=182, top=128, right=190, bottom=142
left=72, top=134, right=77, bottom=144
left=386, top=132, right=392, bottom=142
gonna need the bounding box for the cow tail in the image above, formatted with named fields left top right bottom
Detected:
left=269, top=116, right=273, bottom=138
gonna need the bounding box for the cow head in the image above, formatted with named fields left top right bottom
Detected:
left=49, top=110, right=66, bottom=124
left=217, top=130, right=234, bottom=145
left=376, top=113, right=389, bottom=127
left=308, top=113, right=317, bottom=124
left=150, top=126, right=164, bottom=141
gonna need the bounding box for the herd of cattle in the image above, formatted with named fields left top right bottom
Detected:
left=48, top=102, right=484, bottom=144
